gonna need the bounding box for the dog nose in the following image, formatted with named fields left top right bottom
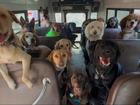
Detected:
left=106, top=50, right=111, bottom=54
left=94, top=31, right=97, bottom=35
left=59, top=62, right=64, bottom=67
left=131, top=21, right=134, bottom=25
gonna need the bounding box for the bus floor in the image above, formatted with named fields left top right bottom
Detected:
left=69, top=43, right=86, bottom=73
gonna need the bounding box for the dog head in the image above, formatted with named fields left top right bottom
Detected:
left=20, top=16, right=35, bottom=32
left=106, top=17, right=118, bottom=28
left=55, top=39, right=72, bottom=53
left=85, top=20, right=105, bottom=41
left=48, top=49, right=70, bottom=71
left=70, top=71, right=91, bottom=101
left=120, top=14, right=140, bottom=31
left=17, top=31, right=38, bottom=48
left=0, top=6, right=20, bottom=44
left=89, top=40, right=120, bottom=74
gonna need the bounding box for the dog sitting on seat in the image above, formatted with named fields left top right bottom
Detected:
left=84, top=19, right=105, bottom=64
left=55, top=39, right=72, bottom=59
left=87, top=40, right=123, bottom=105
left=106, top=17, right=119, bottom=28
left=0, top=6, right=32, bottom=89
left=118, top=14, right=140, bottom=39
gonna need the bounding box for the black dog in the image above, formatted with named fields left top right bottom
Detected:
left=86, top=40, right=123, bottom=105
left=106, top=17, right=119, bottom=28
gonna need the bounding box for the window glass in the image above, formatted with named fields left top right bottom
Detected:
left=117, top=10, right=130, bottom=22
left=66, top=13, right=86, bottom=27
left=55, top=13, right=62, bottom=23
left=134, top=9, right=140, bottom=15
left=90, top=12, right=97, bottom=19
left=12, top=13, right=25, bottom=33
left=107, top=10, right=115, bottom=20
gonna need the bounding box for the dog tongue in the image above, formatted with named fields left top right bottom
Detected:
left=0, top=35, right=5, bottom=43
left=99, top=57, right=110, bottom=66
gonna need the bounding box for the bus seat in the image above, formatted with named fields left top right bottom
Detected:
left=35, top=27, right=51, bottom=36
left=103, top=28, right=121, bottom=39
left=0, top=60, right=60, bottom=104
left=113, top=40, right=140, bottom=73
left=38, top=36, right=63, bottom=50
left=107, top=72, right=140, bottom=105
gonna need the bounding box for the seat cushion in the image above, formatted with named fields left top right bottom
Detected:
left=107, top=72, right=140, bottom=105
left=0, top=60, right=60, bottom=104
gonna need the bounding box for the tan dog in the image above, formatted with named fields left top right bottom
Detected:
left=0, top=6, right=32, bottom=89
left=119, top=14, right=140, bottom=39
left=17, top=17, right=51, bottom=59
left=48, top=49, right=69, bottom=71
left=55, top=39, right=72, bottom=58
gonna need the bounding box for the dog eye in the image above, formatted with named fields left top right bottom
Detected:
left=60, top=45, right=63, bottom=48
left=135, top=19, right=138, bottom=21
left=66, top=44, right=69, bottom=46
left=97, top=26, right=100, bottom=29
left=62, top=54, right=66, bottom=57
left=0, top=14, right=6, bottom=18
left=54, top=55, right=58, bottom=58
left=25, top=36, right=29, bottom=38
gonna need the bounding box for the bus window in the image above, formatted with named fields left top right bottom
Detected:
left=90, top=12, right=97, bottom=19
left=12, top=13, right=25, bottom=33
left=134, top=9, right=140, bottom=15
left=55, top=12, right=62, bottom=23
left=117, top=10, right=130, bottom=22
left=66, top=13, right=86, bottom=27
left=107, top=10, right=115, bottom=20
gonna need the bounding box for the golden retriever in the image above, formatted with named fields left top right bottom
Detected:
left=55, top=39, right=72, bottom=58
left=0, top=6, right=32, bottom=89
left=47, top=49, right=70, bottom=71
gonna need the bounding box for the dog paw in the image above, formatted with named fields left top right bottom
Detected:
left=22, top=77, right=33, bottom=89
left=7, top=80, right=16, bottom=90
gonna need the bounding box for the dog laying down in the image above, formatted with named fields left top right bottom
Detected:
left=0, top=6, right=32, bottom=89
left=55, top=39, right=72, bottom=59
left=61, top=71, right=92, bottom=105
left=16, top=16, right=51, bottom=59
left=118, top=14, right=140, bottom=39
left=17, top=30, right=51, bottom=59
left=87, top=40, right=123, bottom=105
left=47, top=49, right=70, bottom=71
left=106, top=17, right=119, bottom=28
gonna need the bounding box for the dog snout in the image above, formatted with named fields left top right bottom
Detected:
left=94, top=31, right=97, bottom=35
left=105, top=50, right=111, bottom=54
left=59, top=62, right=65, bottom=67
left=131, top=21, right=134, bottom=25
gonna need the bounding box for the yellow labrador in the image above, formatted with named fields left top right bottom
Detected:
left=0, top=6, right=32, bottom=89
left=55, top=39, right=72, bottom=59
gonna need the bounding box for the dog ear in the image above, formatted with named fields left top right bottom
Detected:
left=20, top=16, right=26, bottom=27
left=29, top=18, right=35, bottom=31
left=47, top=51, right=54, bottom=62
left=33, top=34, right=39, bottom=46
left=120, top=15, right=129, bottom=30
left=8, top=11, right=21, bottom=24
left=68, top=40, right=72, bottom=48
left=21, top=35, right=28, bottom=48
left=54, top=41, right=60, bottom=49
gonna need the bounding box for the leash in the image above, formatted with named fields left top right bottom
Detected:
left=32, top=77, right=51, bottom=105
